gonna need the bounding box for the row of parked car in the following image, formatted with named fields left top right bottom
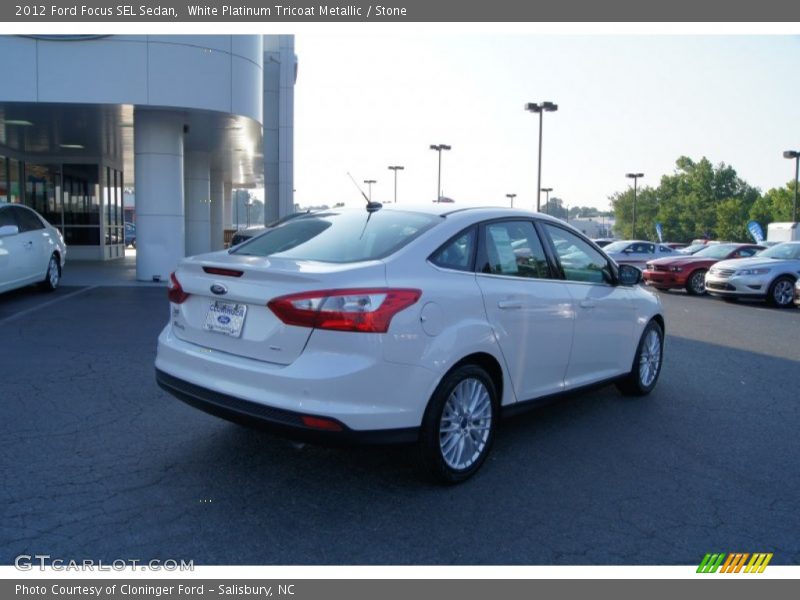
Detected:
left=594, top=238, right=800, bottom=309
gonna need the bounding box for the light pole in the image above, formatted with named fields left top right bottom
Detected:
left=525, top=101, right=558, bottom=212
left=541, top=187, right=553, bottom=215
left=784, top=150, right=799, bottom=223
left=505, top=193, right=516, bottom=208
left=430, top=144, right=451, bottom=202
left=626, top=173, right=644, bottom=239
left=363, top=179, right=377, bottom=203
left=388, top=165, right=404, bottom=204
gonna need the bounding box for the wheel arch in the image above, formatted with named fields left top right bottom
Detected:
left=447, top=351, right=505, bottom=407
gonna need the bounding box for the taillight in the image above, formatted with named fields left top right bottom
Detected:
left=167, top=272, right=190, bottom=304
left=268, top=288, right=421, bottom=333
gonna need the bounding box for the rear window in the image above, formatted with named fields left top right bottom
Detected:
left=231, top=209, right=441, bottom=263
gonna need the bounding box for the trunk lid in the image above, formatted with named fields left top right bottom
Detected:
left=170, top=251, right=387, bottom=365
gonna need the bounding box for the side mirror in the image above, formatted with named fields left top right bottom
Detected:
left=618, top=263, right=642, bottom=286
left=0, top=224, right=19, bottom=237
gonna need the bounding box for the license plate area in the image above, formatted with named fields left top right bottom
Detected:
left=204, top=300, right=247, bottom=337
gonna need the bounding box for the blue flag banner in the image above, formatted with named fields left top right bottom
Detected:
left=655, top=222, right=663, bottom=243
left=747, top=221, right=765, bottom=243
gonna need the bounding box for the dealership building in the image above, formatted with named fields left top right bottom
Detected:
left=0, top=34, right=295, bottom=281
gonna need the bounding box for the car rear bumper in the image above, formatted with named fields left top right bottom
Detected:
left=156, top=369, right=419, bottom=444
left=155, top=324, right=438, bottom=436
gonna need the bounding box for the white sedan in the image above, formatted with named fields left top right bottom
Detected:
left=604, top=239, right=676, bottom=269
left=0, top=204, right=66, bottom=294
left=155, top=205, right=665, bottom=482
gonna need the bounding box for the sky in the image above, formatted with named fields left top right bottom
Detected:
left=292, top=34, right=800, bottom=211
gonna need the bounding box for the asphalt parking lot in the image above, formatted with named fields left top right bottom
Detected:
left=1, top=283, right=798, bottom=565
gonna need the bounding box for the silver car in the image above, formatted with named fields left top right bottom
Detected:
left=604, top=239, right=676, bottom=269
left=705, top=242, right=800, bottom=308
left=0, top=203, right=66, bottom=294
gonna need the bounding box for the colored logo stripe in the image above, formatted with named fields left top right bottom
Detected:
left=697, top=553, right=725, bottom=573
left=697, top=552, right=773, bottom=573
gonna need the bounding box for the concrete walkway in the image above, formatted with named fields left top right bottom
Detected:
left=60, top=250, right=164, bottom=287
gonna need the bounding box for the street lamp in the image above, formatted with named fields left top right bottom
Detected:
left=541, top=187, right=553, bottom=215
left=430, top=144, right=451, bottom=202
left=626, top=173, right=644, bottom=238
left=505, top=193, right=516, bottom=208
left=784, top=150, right=799, bottom=223
left=363, top=179, right=377, bottom=203
left=388, top=165, right=404, bottom=204
left=525, top=101, right=558, bottom=212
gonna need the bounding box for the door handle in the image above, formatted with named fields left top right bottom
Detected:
left=498, top=300, right=523, bottom=310
left=579, top=299, right=596, bottom=309
left=24, top=241, right=34, bottom=248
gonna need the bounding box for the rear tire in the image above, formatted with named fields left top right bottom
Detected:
left=767, top=276, right=795, bottom=308
left=40, top=253, right=60, bottom=292
left=685, top=269, right=707, bottom=296
left=616, top=320, right=664, bottom=397
left=418, top=364, right=498, bottom=484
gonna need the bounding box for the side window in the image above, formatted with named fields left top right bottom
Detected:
left=543, top=224, right=612, bottom=285
left=13, top=207, right=45, bottom=232
left=658, top=245, right=672, bottom=253
left=480, top=220, right=552, bottom=279
left=0, top=207, right=16, bottom=228
left=430, top=228, right=476, bottom=272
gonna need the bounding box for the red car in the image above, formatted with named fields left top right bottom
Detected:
left=643, top=243, right=764, bottom=295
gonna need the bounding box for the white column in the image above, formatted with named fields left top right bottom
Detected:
left=209, top=172, right=224, bottom=251
left=134, top=109, right=185, bottom=282
left=184, top=151, right=211, bottom=257
left=223, top=181, right=233, bottom=229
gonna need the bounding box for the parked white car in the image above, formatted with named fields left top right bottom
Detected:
left=705, top=241, right=800, bottom=307
left=155, top=205, right=665, bottom=482
left=0, top=204, right=66, bottom=294
left=604, top=239, right=676, bottom=269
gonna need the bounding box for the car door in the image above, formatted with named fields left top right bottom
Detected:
left=540, top=223, right=636, bottom=387
left=0, top=206, right=26, bottom=291
left=10, top=206, right=49, bottom=283
left=475, top=219, right=575, bottom=400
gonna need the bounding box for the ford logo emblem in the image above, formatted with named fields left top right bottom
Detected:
left=210, top=284, right=227, bottom=295
left=217, top=315, right=231, bottom=325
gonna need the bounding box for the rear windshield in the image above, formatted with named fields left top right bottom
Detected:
left=231, top=209, right=441, bottom=262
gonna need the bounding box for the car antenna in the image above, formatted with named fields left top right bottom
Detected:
left=347, top=171, right=382, bottom=213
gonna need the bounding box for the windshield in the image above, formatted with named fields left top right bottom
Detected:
left=603, top=241, right=631, bottom=253
left=694, top=244, right=739, bottom=259
left=757, top=243, right=800, bottom=260
left=230, top=209, right=441, bottom=262
left=679, top=244, right=706, bottom=254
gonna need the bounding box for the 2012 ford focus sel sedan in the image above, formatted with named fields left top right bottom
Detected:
left=156, top=205, right=665, bottom=482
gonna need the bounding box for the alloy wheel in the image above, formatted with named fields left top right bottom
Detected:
left=438, top=378, right=493, bottom=471
left=638, top=329, right=662, bottom=387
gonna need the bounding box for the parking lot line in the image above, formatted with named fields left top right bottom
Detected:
left=0, top=285, right=98, bottom=326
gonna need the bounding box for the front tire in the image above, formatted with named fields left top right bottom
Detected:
left=418, top=364, right=498, bottom=484
left=616, top=320, right=664, bottom=396
left=41, top=253, right=61, bottom=292
left=685, top=269, right=707, bottom=295
left=768, top=276, right=795, bottom=308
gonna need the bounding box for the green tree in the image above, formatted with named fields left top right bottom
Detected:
left=613, top=156, right=759, bottom=242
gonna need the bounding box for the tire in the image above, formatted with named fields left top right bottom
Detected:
left=616, top=320, right=664, bottom=396
left=418, top=364, right=498, bottom=484
left=40, top=253, right=61, bottom=292
left=685, top=269, right=707, bottom=296
left=767, top=276, right=795, bottom=308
